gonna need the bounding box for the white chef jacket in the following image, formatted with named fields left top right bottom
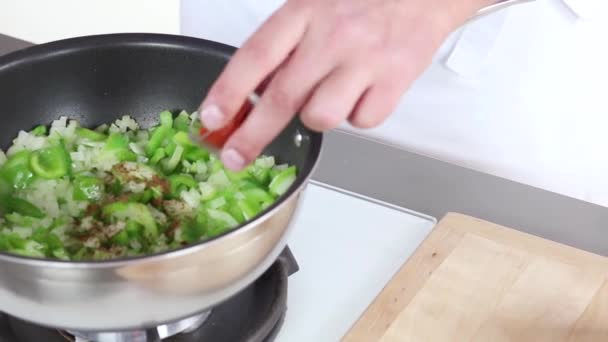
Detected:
left=181, top=0, right=608, bottom=207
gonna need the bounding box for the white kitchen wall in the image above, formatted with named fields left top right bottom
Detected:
left=0, top=0, right=180, bottom=43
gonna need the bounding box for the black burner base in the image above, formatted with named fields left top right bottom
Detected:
left=0, top=247, right=298, bottom=342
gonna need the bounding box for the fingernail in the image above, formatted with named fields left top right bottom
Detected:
left=221, top=148, right=246, bottom=171
left=200, top=104, right=224, bottom=130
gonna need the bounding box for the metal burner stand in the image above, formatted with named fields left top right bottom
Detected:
left=65, top=311, right=211, bottom=342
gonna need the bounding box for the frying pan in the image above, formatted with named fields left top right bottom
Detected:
left=0, top=33, right=322, bottom=331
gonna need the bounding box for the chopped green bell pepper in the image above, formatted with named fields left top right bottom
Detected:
left=225, top=168, right=251, bottom=182
left=125, top=220, right=143, bottom=237
left=146, top=125, right=172, bottom=157
left=5, top=196, right=44, bottom=218
left=102, top=202, right=158, bottom=239
left=207, top=156, right=223, bottom=173
left=29, top=145, right=71, bottom=179
left=206, top=196, right=226, bottom=209
left=183, top=147, right=209, bottom=162
left=163, top=145, right=184, bottom=173
left=76, top=127, right=107, bottom=141
left=104, top=133, right=137, bottom=161
left=0, top=150, right=35, bottom=190
left=242, top=187, right=274, bottom=204
left=249, top=167, right=271, bottom=186
left=11, top=240, right=46, bottom=258
left=112, top=229, right=130, bottom=246
left=73, top=176, right=104, bottom=201
left=30, top=125, right=47, bottom=136
left=159, top=110, right=173, bottom=127
left=168, top=174, right=197, bottom=196
left=164, top=140, right=177, bottom=156
left=149, top=148, right=166, bottom=165
left=268, top=166, right=297, bottom=196
left=237, top=199, right=261, bottom=221
left=181, top=211, right=207, bottom=243
left=206, top=208, right=238, bottom=237
left=52, top=248, right=70, bottom=260
left=172, top=131, right=193, bottom=147
left=105, top=133, right=129, bottom=150
left=173, top=111, right=191, bottom=132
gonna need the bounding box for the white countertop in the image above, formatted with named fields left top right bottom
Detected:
left=276, top=182, right=436, bottom=342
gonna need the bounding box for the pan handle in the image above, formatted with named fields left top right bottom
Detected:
left=146, top=328, right=162, bottom=342
left=467, top=0, right=536, bottom=24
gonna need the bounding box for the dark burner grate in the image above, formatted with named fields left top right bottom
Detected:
left=0, top=247, right=298, bottom=342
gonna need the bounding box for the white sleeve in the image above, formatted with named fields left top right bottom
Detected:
left=180, top=0, right=284, bottom=47
left=444, top=9, right=509, bottom=78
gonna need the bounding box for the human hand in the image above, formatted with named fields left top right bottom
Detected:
left=199, top=0, right=493, bottom=170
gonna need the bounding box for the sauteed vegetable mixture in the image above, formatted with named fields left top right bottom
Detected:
left=0, top=111, right=297, bottom=260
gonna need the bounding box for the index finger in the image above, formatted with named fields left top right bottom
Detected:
left=198, top=2, right=310, bottom=131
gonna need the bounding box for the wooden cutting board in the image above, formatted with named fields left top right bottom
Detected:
left=342, top=212, right=608, bottom=342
